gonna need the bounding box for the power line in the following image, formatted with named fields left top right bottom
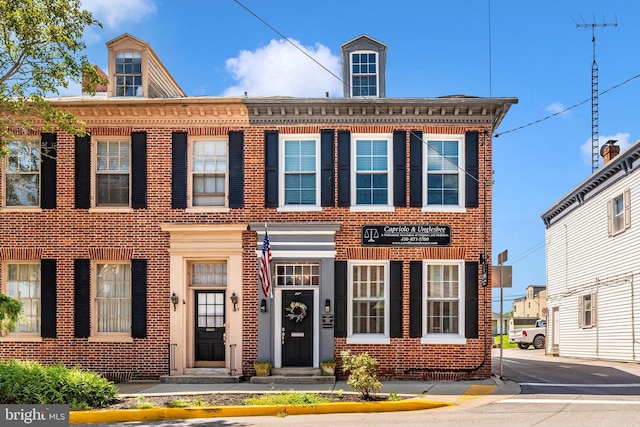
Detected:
left=495, top=72, right=640, bottom=138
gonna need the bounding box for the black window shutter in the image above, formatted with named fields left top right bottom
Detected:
left=131, top=259, right=147, bottom=339
left=228, top=131, right=245, bottom=208
left=74, top=259, right=90, bottom=338
left=40, top=259, right=57, bottom=338
left=131, top=131, right=147, bottom=209
left=171, top=132, right=187, bottom=209
left=465, top=131, right=479, bottom=208
left=409, top=131, right=423, bottom=207
left=465, top=261, right=479, bottom=339
left=393, top=131, right=406, bottom=207
left=321, top=129, right=335, bottom=207
left=390, top=261, right=403, bottom=338
left=337, top=130, right=351, bottom=207
left=409, top=261, right=423, bottom=337
left=264, top=130, right=279, bottom=208
left=74, top=135, right=91, bottom=209
left=41, top=133, right=57, bottom=209
left=334, top=261, right=347, bottom=337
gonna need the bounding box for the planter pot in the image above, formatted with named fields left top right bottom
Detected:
left=254, top=362, right=271, bottom=377
left=320, top=362, right=336, bottom=376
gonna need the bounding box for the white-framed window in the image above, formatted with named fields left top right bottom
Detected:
left=94, top=262, right=131, bottom=336
left=115, top=51, right=142, bottom=96
left=3, top=140, right=40, bottom=207
left=352, top=134, right=393, bottom=209
left=95, top=139, right=130, bottom=207
left=347, top=261, right=389, bottom=344
left=351, top=51, right=378, bottom=97
left=424, top=135, right=465, bottom=211
left=3, top=263, right=41, bottom=334
left=190, top=139, right=228, bottom=207
left=609, top=189, right=631, bottom=235
left=190, top=262, right=228, bottom=287
left=279, top=135, right=320, bottom=209
left=423, top=260, right=465, bottom=344
left=275, top=263, right=320, bottom=286
left=578, top=293, right=596, bottom=328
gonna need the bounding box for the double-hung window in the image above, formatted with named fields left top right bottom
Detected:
left=96, top=139, right=130, bottom=207
left=191, top=139, right=227, bottom=207
left=280, top=135, right=319, bottom=208
left=579, top=293, right=596, bottom=328
left=4, top=140, right=40, bottom=207
left=423, top=261, right=465, bottom=344
left=115, top=51, right=142, bottom=96
left=348, top=261, right=389, bottom=344
left=95, top=262, right=131, bottom=336
left=352, top=135, right=392, bottom=209
left=424, top=135, right=465, bottom=210
left=4, top=263, right=41, bottom=334
left=351, top=51, right=378, bottom=97
left=609, top=189, right=631, bottom=236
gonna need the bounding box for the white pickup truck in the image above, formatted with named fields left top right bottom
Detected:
left=508, top=319, right=546, bottom=350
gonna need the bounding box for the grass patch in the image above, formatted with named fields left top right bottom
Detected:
left=134, top=396, right=159, bottom=409
left=168, top=396, right=208, bottom=408
left=494, top=335, right=518, bottom=349
left=244, top=392, right=333, bottom=406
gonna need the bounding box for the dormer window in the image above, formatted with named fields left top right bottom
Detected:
left=351, top=52, right=378, bottom=97
left=115, top=51, right=142, bottom=96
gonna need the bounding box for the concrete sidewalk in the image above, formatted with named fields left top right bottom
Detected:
left=69, top=375, right=520, bottom=424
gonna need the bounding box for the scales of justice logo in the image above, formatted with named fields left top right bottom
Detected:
left=363, top=227, right=379, bottom=243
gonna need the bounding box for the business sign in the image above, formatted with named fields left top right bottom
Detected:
left=361, top=224, right=451, bottom=247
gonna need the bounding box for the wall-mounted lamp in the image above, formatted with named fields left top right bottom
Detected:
left=325, top=298, right=331, bottom=313
left=230, top=292, right=239, bottom=311
left=260, top=298, right=267, bottom=313
left=170, top=292, right=179, bottom=311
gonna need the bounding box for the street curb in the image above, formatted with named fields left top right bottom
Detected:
left=69, top=399, right=455, bottom=424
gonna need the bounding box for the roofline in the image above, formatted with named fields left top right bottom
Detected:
left=541, top=138, right=640, bottom=227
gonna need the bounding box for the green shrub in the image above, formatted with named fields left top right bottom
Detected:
left=0, top=359, right=117, bottom=410
left=340, top=350, right=382, bottom=399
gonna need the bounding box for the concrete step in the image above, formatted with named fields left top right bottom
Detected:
left=183, top=368, right=228, bottom=376
left=271, top=367, right=321, bottom=376
left=250, top=375, right=335, bottom=385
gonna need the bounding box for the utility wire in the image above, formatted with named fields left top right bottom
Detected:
left=232, top=0, right=492, bottom=184
left=495, top=72, right=640, bottom=138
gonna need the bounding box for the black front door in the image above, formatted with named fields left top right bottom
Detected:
left=282, top=290, right=313, bottom=367
left=195, top=290, right=225, bottom=365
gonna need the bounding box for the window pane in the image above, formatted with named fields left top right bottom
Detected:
left=5, top=141, right=40, bottom=207
left=96, top=263, right=131, bottom=333
left=191, top=140, right=226, bottom=206
left=6, top=264, right=41, bottom=332
left=351, top=265, right=385, bottom=334
left=115, top=51, right=142, bottom=97
left=426, top=264, right=460, bottom=334
left=274, top=263, right=320, bottom=286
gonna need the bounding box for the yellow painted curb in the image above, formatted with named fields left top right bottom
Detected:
left=70, top=400, right=454, bottom=424
left=457, top=384, right=497, bottom=402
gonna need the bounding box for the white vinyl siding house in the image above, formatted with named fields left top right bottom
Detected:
left=542, top=139, right=640, bottom=362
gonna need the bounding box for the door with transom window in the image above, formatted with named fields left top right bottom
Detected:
left=194, top=290, right=225, bottom=366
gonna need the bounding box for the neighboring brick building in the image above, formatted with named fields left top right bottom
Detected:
left=0, top=34, right=516, bottom=380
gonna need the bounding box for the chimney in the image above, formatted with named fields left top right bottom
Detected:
left=600, top=140, right=620, bottom=164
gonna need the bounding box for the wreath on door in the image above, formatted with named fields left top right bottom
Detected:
left=285, top=301, right=307, bottom=322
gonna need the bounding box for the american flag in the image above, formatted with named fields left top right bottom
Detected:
left=259, top=227, right=273, bottom=298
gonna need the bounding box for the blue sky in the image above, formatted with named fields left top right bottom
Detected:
left=78, top=0, right=640, bottom=312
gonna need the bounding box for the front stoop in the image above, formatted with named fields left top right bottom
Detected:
left=160, top=368, right=241, bottom=384
left=250, top=367, right=335, bottom=384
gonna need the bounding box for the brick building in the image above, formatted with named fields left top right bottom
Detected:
left=0, top=34, right=516, bottom=380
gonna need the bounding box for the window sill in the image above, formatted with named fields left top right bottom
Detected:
left=0, top=207, right=43, bottom=213
left=350, top=206, right=395, bottom=213
left=422, top=206, right=467, bottom=213
left=89, top=207, right=134, bottom=213
left=346, top=335, right=390, bottom=345
left=0, top=335, right=43, bottom=342
left=421, top=335, right=467, bottom=345
left=186, top=206, right=230, bottom=213
left=88, top=336, right=134, bottom=343
left=277, top=205, right=322, bottom=212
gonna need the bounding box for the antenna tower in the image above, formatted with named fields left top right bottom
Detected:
left=575, top=15, right=617, bottom=173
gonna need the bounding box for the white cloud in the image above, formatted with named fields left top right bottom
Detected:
left=580, top=132, right=632, bottom=166
left=222, top=39, right=342, bottom=97
left=81, top=0, right=157, bottom=29
left=545, top=102, right=568, bottom=115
